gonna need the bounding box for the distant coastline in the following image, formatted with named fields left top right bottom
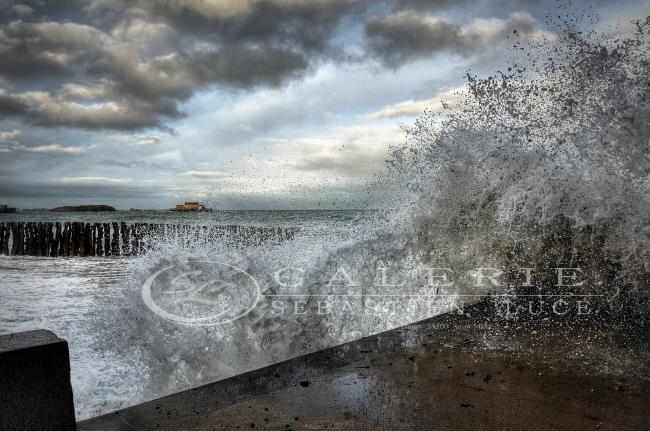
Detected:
left=49, top=205, right=116, bottom=212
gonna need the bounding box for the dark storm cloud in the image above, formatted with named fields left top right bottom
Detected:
left=0, top=91, right=29, bottom=115
left=0, top=45, right=307, bottom=131
left=365, top=10, right=538, bottom=66
left=0, top=1, right=335, bottom=131
left=0, top=20, right=107, bottom=80
left=0, top=0, right=541, bottom=132
left=185, top=46, right=309, bottom=88
left=366, top=11, right=462, bottom=66
left=0, top=86, right=176, bottom=131
left=143, top=0, right=362, bottom=52
left=88, top=45, right=308, bottom=100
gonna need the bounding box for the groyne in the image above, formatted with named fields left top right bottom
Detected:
left=0, top=222, right=297, bottom=257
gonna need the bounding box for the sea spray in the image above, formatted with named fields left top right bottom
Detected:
left=387, top=13, right=650, bottom=316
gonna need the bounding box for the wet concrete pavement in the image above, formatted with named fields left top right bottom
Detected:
left=79, top=304, right=650, bottom=430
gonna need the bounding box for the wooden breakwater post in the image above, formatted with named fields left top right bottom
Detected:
left=0, top=222, right=297, bottom=257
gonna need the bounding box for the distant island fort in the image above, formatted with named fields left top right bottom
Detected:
left=168, top=202, right=212, bottom=212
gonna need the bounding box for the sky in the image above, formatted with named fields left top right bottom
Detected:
left=0, top=0, right=649, bottom=209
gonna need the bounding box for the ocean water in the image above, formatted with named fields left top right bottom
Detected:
left=0, top=209, right=362, bottom=235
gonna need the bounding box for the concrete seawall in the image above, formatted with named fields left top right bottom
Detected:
left=0, top=330, right=76, bottom=430
left=0, top=222, right=297, bottom=257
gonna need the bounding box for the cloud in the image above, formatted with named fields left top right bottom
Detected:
left=365, top=11, right=538, bottom=66
left=129, top=45, right=309, bottom=91
left=0, top=128, right=20, bottom=152
left=99, top=159, right=164, bottom=169
left=0, top=129, right=20, bottom=142
left=271, top=123, right=402, bottom=176
left=178, top=170, right=227, bottom=178
left=362, top=97, right=441, bottom=120
left=0, top=89, right=30, bottom=115
left=165, top=49, right=303, bottom=103
left=0, top=84, right=178, bottom=131
left=0, top=129, right=81, bottom=153
left=61, top=176, right=125, bottom=183
left=0, top=1, right=34, bottom=15
left=144, top=0, right=360, bottom=53
left=0, top=20, right=109, bottom=80
left=0, top=0, right=360, bottom=132
left=0, top=18, right=310, bottom=131
left=360, top=86, right=469, bottom=120
left=134, top=136, right=160, bottom=146
left=0, top=1, right=543, bottom=133
left=151, top=149, right=182, bottom=162
left=12, top=4, right=33, bottom=15
left=0, top=0, right=491, bottom=133
left=24, top=144, right=83, bottom=154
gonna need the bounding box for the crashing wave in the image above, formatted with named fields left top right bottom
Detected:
left=97, top=11, right=650, bottom=417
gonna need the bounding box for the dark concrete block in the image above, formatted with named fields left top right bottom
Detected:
left=0, top=330, right=76, bottom=430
